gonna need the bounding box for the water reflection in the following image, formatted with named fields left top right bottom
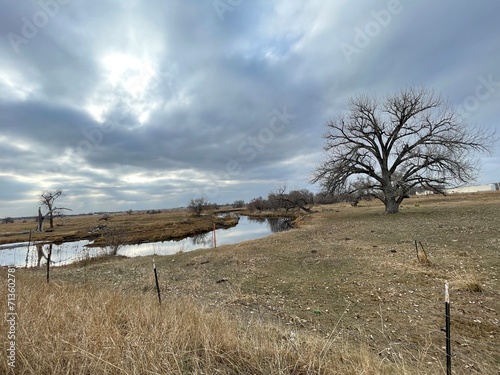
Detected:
left=247, top=217, right=293, bottom=233
left=191, top=232, right=213, bottom=246
left=1, top=240, right=114, bottom=268
left=0, top=216, right=291, bottom=267
left=29, top=244, right=52, bottom=268
left=117, top=216, right=291, bottom=257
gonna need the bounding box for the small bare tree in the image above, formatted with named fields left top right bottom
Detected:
left=312, top=87, right=493, bottom=213
left=37, top=190, right=71, bottom=231
left=268, top=186, right=314, bottom=213
left=188, top=197, right=214, bottom=216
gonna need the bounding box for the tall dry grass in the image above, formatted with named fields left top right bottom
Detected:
left=0, top=272, right=417, bottom=375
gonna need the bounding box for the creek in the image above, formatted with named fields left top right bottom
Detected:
left=0, top=216, right=291, bottom=268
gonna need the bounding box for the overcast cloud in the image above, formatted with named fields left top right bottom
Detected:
left=1, top=0, right=499, bottom=216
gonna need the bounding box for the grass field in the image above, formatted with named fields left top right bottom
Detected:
left=1, top=192, right=499, bottom=374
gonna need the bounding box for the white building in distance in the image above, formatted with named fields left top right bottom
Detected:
left=414, top=183, right=500, bottom=195
left=446, top=183, right=500, bottom=194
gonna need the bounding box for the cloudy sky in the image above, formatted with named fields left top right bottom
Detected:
left=1, top=0, right=499, bottom=217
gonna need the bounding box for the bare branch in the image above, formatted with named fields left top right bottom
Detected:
left=311, top=87, right=494, bottom=213
left=38, top=190, right=71, bottom=230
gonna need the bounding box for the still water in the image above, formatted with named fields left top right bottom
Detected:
left=0, top=216, right=290, bottom=268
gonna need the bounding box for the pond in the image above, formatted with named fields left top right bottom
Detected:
left=0, top=216, right=291, bottom=268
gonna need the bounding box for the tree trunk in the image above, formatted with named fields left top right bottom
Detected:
left=36, top=244, right=44, bottom=267
left=49, top=212, right=54, bottom=229
left=384, top=197, right=400, bottom=214
left=36, top=207, right=44, bottom=232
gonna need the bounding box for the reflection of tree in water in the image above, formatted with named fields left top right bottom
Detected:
left=267, top=218, right=292, bottom=233
left=26, top=243, right=54, bottom=268
left=23, top=241, right=120, bottom=268
left=247, top=217, right=292, bottom=233
left=192, top=232, right=213, bottom=246
left=247, top=217, right=266, bottom=224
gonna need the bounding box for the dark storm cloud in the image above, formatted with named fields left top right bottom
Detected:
left=0, top=100, right=96, bottom=145
left=0, top=176, right=33, bottom=201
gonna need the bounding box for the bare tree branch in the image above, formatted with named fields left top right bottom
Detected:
left=311, top=87, right=495, bottom=213
left=38, top=190, right=72, bottom=230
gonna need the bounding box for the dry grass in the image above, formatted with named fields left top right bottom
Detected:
left=1, top=192, right=499, bottom=374
left=1, top=274, right=406, bottom=375
left=451, top=271, right=484, bottom=293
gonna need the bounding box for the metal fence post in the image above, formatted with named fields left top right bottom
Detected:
left=445, top=281, right=451, bottom=375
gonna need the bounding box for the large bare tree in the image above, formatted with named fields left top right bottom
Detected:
left=311, top=87, right=493, bottom=213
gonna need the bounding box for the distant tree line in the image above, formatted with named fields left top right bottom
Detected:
left=245, top=185, right=404, bottom=212
left=189, top=183, right=431, bottom=218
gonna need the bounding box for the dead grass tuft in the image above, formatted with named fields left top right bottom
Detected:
left=451, top=271, right=484, bottom=293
